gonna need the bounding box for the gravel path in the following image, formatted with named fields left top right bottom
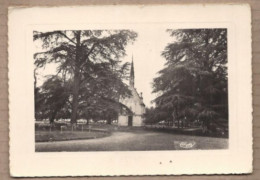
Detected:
left=35, top=131, right=228, bottom=152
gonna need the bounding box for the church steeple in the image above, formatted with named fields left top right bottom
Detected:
left=129, top=55, right=135, bottom=87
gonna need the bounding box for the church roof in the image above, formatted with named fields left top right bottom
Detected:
left=129, top=56, right=135, bottom=87
left=119, top=55, right=145, bottom=112
left=129, top=85, right=145, bottom=107
left=130, top=59, right=134, bottom=79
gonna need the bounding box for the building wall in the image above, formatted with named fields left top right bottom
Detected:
left=118, top=115, right=143, bottom=127
left=118, top=115, right=128, bottom=126
left=121, top=98, right=145, bottom=115
left=120, top=87, right=145, bottom=115
left=133, top=115, right=143, bottom=126
left=118, top=87, right=146, bottom=127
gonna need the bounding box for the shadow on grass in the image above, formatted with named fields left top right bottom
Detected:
left=143, top=127, right=228, bottom=139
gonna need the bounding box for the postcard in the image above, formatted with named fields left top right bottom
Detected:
left=9, top=4, right=252, bottom=176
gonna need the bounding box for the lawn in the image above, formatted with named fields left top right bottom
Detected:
left=35, top=130, right=111, bottom=142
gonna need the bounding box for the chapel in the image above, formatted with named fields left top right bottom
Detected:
left=118, top=58, right=146, bottom=127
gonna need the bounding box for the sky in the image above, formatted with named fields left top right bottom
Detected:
left=35, top=29, right=174, bottom=108
left=122, top=28, right=172, bottom=107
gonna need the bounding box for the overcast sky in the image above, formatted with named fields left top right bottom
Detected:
left=35, top=29, right=174, bottom=108
left=122, top=28, right=172, bottom=107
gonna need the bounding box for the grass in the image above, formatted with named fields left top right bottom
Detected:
left=35, top=130, right=111, bottom=142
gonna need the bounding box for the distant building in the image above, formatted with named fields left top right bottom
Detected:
left=118, top=58, right=146, bottom=126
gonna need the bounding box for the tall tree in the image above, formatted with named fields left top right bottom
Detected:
left=153, top=29, right=228, bottom=128
left=34, top=30, right=137, bottom=124
left=36, top=76, right=71, bottom=124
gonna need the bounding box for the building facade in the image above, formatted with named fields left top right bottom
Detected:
left=118, top=59, right=146, bottom=127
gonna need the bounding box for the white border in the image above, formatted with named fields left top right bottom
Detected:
left=9, top=5, right=252, bottom=176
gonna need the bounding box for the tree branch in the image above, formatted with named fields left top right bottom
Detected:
left=58, top=31, right=77, bottom=45
left=80, top=43, right=97, bottom=68
left=87, top=43, right=97, bottom=57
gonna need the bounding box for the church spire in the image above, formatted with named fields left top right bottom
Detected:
left=129, top=55, right=135, bottom=87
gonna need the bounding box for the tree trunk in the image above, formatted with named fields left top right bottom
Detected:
left=176, top=105, right=180, bottom=129
left=71, top=70, right=80, bottom=124
left=70, top=31, right=81, bottom=124
left=107, top=118, right=112, bottom=125
left=49, top=108, right=59, bottom=124
left=171, top=114, right=174, bottom=127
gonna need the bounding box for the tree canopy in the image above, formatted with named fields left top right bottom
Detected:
left=34, top=30, right=137, bottom=124
left=151, top=29, right=228, bottom=128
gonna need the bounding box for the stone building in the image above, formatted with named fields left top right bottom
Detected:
left=118, top=59, right=146, bottom=126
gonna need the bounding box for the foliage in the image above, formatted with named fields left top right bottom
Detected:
left=151, top=29, right=228, bottom=128
left=35, top=76, right=71, bottom=123
left=34, top=30, right=137, bottom=123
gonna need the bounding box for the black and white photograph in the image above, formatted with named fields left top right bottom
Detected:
left=9, top=5, right=252, bottom=176
left=33, top=28, right=228, bottom=152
